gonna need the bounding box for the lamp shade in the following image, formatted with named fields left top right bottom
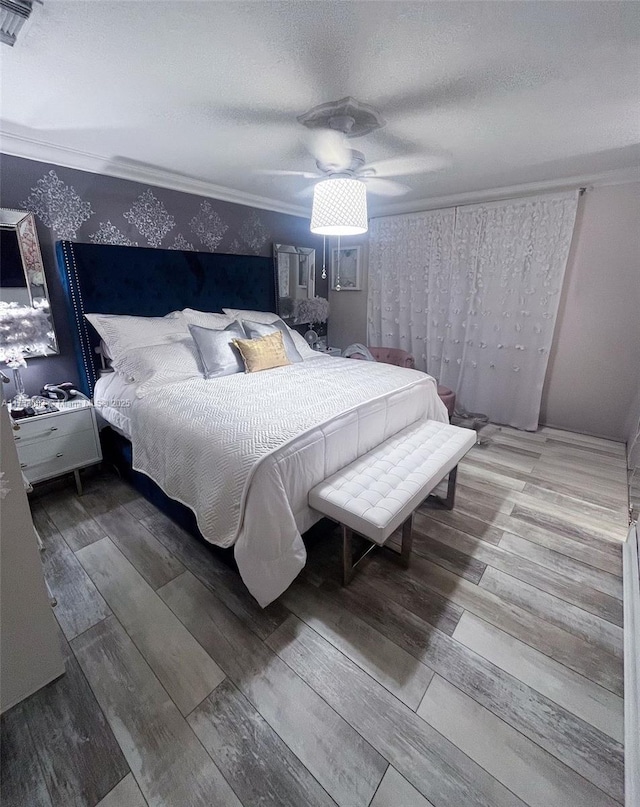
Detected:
left=310, top=178, right=368, bottom=236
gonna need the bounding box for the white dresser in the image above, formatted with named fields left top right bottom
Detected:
left=12, top=399, right=102, bottom=494
left=1, top=403, right=65, bottom=712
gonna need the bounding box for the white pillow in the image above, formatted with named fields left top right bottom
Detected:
left=285, top=327, right=320, bottom=359
left=85, top=312, right=190, bottom=363
left=180, top=309, right=234, bottom=329
left=222, top=308, right=280, bottom=325
left=112, top=339, right=202, bottom=398
left=221, top=308, right=321, bottom=359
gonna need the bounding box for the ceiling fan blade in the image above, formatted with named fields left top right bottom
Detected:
left=294, top=184, right=317, bottom=199
left=304, top=128, right=352, bottom=172
left=362, top=154, right=451, bottom=178
left=255, top=168, right=319, bottom=179
left=203, top=104, right=295, bottom=128
left=362, top=177, right=410, bottom=197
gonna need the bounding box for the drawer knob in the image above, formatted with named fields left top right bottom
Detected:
left=50, top=426, right=58, bottom=431
left=55, top=452, right=64, bottom=458
left=20, top=462, right=28, bottom=469
left=14, top=436, right=20, bottom=441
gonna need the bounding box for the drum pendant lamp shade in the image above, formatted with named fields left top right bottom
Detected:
left=310, top=178, right=368, bottom=236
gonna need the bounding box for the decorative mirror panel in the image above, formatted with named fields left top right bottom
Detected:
left=0, top=209, right=59, bottom=358
left=274, top=244, right=315, bottom=321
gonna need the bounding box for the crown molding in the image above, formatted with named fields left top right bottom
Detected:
left=372, top=166, right=640, bottom=218
left=4, top=130, right=638, bottom=223
left=0, top=130, right=310, bottom=219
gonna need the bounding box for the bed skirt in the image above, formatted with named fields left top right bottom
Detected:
left=99, top=426, right=335, bottom=575
left=99, top=426, right=237, bottom=567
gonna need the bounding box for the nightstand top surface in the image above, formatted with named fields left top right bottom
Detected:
left=9, top=397, right=93, bottom=422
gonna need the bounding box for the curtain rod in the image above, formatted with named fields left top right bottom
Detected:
left=451, top=185, right=587, bottom=210
left=373, top=185, right=588, bottom=221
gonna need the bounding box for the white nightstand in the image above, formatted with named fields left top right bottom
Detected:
left=12, top=399, right=102, bottom=495
left=314, top=346, right=342, bottom=357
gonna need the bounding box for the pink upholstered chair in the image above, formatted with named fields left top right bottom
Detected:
left=350, top=347, right=415, bottom=368
left=350, top=347, right=456, bottom=419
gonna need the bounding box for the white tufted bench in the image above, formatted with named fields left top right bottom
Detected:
left=309, top=420, right=477, bottom=584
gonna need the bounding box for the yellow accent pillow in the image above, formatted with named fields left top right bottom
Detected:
left=232, top=330, right=292, bottom=373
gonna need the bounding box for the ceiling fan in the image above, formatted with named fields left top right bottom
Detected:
left=260, top=96, right=449, bottom=201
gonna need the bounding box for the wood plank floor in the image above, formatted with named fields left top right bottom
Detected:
left=0, top=425, right=627, bottom=807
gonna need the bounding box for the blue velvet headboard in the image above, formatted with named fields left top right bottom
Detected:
left=55, top=240, right=276, bottom=396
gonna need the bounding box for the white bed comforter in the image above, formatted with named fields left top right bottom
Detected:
left=129, top=356, right=447, bottom=605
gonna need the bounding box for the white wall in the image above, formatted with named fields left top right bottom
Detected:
left=540, top=182, right=640, bottom=440
left=328, top=182, right=640, bottom=441
left=327, top=235, right=369, bottom=349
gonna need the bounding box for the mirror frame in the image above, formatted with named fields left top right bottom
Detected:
left=274, top=243, right=316, bottom=322
left=0, top=208, right=59, bottom=358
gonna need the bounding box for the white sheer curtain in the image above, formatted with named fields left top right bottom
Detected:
left=367, top=207, right=457, bottom=370
left=368, top=191, right=579, bottom=430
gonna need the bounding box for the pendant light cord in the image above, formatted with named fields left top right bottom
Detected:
left=321, top=235, right=326, bottom=279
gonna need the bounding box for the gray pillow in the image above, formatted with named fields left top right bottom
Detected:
left=189, top=321, right=246, bottom=379
left=242, top=318, right=302, bottom=363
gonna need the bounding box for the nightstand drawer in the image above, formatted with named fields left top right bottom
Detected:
left=18, top=429, right=100, bottom=483
left=14, top=409, right=94, bottom=446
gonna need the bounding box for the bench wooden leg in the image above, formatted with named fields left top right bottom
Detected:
left=400, top=513, right=413, bottom=567
left=342, top=525, right=354, bottom=586
left=342, top=515, right=414, bottom=585
left=443, top=465, right=458, bottom=510
left=428, top=465, right=459, bottom=511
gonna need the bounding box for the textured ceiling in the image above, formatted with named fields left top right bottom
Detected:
left=1, top=1, right=639, bottom=216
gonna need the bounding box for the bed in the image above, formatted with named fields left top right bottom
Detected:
left=56, top=240, right=447, bottom=605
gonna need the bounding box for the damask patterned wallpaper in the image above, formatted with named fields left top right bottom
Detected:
left=0, top=154, right=324, bottom=394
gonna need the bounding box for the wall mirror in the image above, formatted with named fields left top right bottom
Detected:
left=0, top=209, right=58, bottom=358
left=274, top=244, right=316, bottom=321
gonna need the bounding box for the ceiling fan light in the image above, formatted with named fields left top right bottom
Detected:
left=310, top=178, right=368, bottom=236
